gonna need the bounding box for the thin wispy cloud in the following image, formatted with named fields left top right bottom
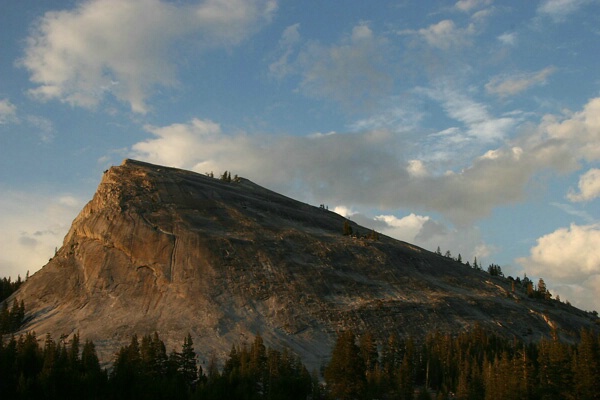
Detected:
left=486, top=67, right=556, bottom=98
left=454, top=0, right=494, bottom=13
left=497, top=32, right=517, bottom=46
left=537, top=0, right=594, bottom=21
left=0, top=99, right=17, bottom=124
left=274, top=22, right=394, bottom=110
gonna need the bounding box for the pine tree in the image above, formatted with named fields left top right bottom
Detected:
left=397, top=338, right=415, bottom=400
left=178, top=333, right=198, bottom=388
left=359, top=332, right=380, bottom=396
left=573, top=329, right=600, bottom=400
left=80, top=339, right=106, bottom=398
left=324, top=330, right=366, bottom=400
left=537, top=337, right=573, bottom=399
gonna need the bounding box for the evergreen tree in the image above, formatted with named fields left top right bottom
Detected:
left=324, top=330, right=366, bottom=400
left=360, top=332, right=382, bottom=397
left=178, top=333, right=198, bottom=388
left=537, top=336, right=573, bottom=399
left=573, top=329, right=600, bottom=400
left=397, top=338, right=416, bottom=400
left=110, top=334, right=142, bottom=399
left=80, top=340, right=106, bottom=399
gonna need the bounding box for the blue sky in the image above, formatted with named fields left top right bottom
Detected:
left=1, top=0, right=599, bottom=312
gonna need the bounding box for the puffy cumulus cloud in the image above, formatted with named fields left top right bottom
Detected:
left=0, top=188, right=85, bottom=279
left=20, top=0, right=276, bottom=113
left=485, top=67, right=556, bottom=98
left=129, top=97, right=600, bottom=226
left=567, top=168, right=600, bottom=202
left=375, top=213, right=430, bottom=243
left=538, top=97, right=600, bottom=164
left=519, top=224, right=600, bottom=281
left=332, top=206, right=359, bottom=218
left=272, top=22, right=394, bottom=109
left=417, top=20, right=475, bottom=50
left=406, top=160, right=428, bottom=178
left=517, top=223, right=600, bottom=311
left=129, top=118, right=222, bottom=168
left=0, top=99, right=17, bottom=124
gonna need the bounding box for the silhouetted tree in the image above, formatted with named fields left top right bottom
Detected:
left=178, top=333, right=198, bottom=388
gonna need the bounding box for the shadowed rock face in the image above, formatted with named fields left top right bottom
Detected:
left=12, top=159, right=599, bottom=368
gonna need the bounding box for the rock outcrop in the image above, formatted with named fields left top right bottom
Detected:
left=11, top=159, right=599, bottom=368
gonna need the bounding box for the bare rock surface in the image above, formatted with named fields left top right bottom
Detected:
left=11, top=159, right=599, bottom=369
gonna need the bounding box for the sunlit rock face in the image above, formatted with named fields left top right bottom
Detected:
left=13, top=159, right=599, bottom=368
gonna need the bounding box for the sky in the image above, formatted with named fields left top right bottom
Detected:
left=1, top=0, right=599, bottom=313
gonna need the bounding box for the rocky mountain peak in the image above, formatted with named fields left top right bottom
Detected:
left=11, top=159, right=599, bottom=369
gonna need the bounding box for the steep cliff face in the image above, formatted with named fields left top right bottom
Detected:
left=12, top=159, right=598, bottom=367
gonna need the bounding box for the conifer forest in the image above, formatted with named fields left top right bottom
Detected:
left=1, top=326, right=599, bottom=399
left=2, top=274, right=600, bottom=399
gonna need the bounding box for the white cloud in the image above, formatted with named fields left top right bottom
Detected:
left=373, top=213, right=491, bottom=263
left=407, top=160, right=428, bottom=178
left=349, top=98, right=425, bottom=133
left=420, top=84, right=517, bottom=143
left=537, top=0, right=593, bottom=21
left=568, top=168, right=600, bottom=202
left=455, top=0, right=493, bottom=12
left=517, top=223, right=600, bottom=311
left=0, top=99, right=17, bottom=124
left=418, top=20, right=475, bottom=50
left=498, top=32, right=517, bottom=46
left=20, top=0, right=276, bottom=113
left=551, top=202, right=595, bottom=222
left=540, top=97, right=600, bottom=163
left=132, top=118, right=242, bottom=172
left=0, top=188, right=84, bottom=279
left=485, top=67, right=556, bottom=98
left=375, top=213, right=430, bottom=242
left=269, top=23, right=301, bottom=79
left=333, top=206, right=357, bottom=218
